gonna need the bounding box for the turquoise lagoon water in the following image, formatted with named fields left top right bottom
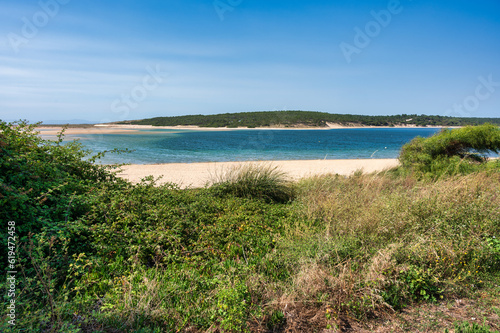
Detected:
left=56, top=128, right=442, bottom=164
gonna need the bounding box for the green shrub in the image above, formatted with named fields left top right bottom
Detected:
left=0, top=120, right=126, bottom=331
left=213, top=277, right=250, bottom=332
left=0, top=120, right=125, bottom=245
left=399, top=124, right=500, bottom=177
left=382, top=265, right=444, bottom=310
left=446, top=321, right=499, bottom=333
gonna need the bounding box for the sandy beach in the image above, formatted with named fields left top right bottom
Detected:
left=36, top=123, right=449, bottom=136
left=116, top=159, right=400, bottom=188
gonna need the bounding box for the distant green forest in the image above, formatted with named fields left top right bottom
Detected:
left=117, top=111, right=500, bottom=128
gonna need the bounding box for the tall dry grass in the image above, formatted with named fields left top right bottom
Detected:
left=256, top=170, right=500, bottom=326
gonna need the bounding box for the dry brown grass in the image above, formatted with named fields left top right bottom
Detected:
left=251, top=170, right=500, bottom=332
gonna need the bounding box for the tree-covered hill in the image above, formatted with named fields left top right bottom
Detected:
left=116, top=111, right=500, bottom=128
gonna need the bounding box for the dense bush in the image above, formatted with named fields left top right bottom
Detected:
left=0, top=120, right=128, bottom=331
left=399, top=124, right=500, bottom=177
left=0, top=121, right=112, bottom=230
left=0, top=120, right=126, bottom=264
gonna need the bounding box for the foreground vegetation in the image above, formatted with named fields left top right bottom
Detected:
left=399, top=124, right=500, bottom=179
left=1, top=121, right=500, bottom=332
left=117, top=110, right=500, bottom=128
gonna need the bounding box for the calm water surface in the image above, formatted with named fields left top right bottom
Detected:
left=55, top=128, right=442, bottom=164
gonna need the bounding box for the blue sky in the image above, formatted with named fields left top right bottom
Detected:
left=1, top=0, right=499, bottom=123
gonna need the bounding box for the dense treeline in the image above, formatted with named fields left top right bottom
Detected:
left=117, top=110, right=500, bottom=128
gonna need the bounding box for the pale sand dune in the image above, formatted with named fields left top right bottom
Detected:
left=116, top=159, right=400, bottom=188
left=37, top=127, right=143, bottom=136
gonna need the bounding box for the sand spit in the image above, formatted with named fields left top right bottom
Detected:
left=37, top=123, right=452, bottom=136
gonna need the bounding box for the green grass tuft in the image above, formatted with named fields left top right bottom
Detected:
left=209, top=163, right=296, bottom=203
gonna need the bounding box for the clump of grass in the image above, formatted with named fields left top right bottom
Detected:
left=209, top=163, right=295, bottom=203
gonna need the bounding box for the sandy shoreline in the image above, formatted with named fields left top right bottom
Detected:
left=116, top=159, right=400, bottom=188
left=37, top=124, right=450, bottom=136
